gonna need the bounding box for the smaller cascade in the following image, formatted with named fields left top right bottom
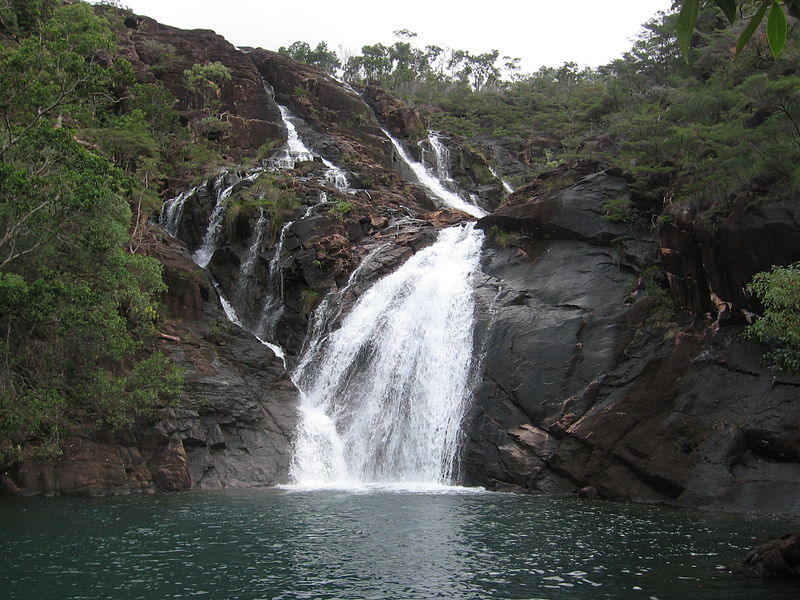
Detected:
left=214, top=283, right=286, bottom=366
left=193, top=171, right=260, bottom=268
left=488, top=165, right=514, bottom=194
left=255, top=193, right=325, bottom=340
left=271, top=103, right=351, bottom=192
left=424, top=132, right=454, bottom=182
left=382, top=128, right=486, bottom=219
left=239, top=208, right=267, bottom=287
left=271, top=105, right=315, bottom=169
left=320, top=157, right=349, bottom=191
left=161, top=185, right=198, bottom=237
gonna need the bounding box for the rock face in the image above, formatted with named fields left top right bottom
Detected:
left=113, top=14, right=285, bottom=172
left=0, top=236, right=298, bottom=497
left=659, top=200, right=800, bottom=318
left=249, top=49, right=391, bottom=174
left=466, top=166, right=800, bottom=516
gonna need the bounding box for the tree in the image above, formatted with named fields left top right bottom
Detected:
left=0, top=2, right=122, bottom=160
left=677, top=0, right=800, bottom=61
left=182, top=61, right=232, bottom=116
left=0, top=2, right=182, bottom=458
left=278, top=40, right=341, bottom=75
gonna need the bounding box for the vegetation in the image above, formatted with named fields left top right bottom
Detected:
left=0, top=1, right=186, bottom=460
left=278, top=41, right=340, bottom=75
left=745, top=262, right=800, bottom=373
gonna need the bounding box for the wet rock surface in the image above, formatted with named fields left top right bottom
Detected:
left=741, top=532, right=800, bottom=577
left=465, top=169, right=800, bottom=516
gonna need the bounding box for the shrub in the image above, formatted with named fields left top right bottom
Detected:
left=745, top=262, right=800, bottom=373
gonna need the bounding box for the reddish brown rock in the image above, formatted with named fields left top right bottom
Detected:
left=111, top=14, right=284, bottom=165
left=362, top=84, right=426, bottom=141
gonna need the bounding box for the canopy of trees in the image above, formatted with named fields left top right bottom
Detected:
left=0, top=1, right=183, bottom=460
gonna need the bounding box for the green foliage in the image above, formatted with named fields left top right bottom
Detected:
left=677, top=0, right=800, bottom=60
left=0, top=0, right=58, bottom=36
left=745, top=261, right=800, bottom=373
left=235, top=173, right=300, bottom=243
left=278, top=40, right=341, bottom=75
left=330, top=200, right=353, bottom=220
left=601, top=197, right=639, bottom=224
left=182, top=61, right=232, bottom=116
left=0, top=2, right=184, bottom=456
left=487, top=225, right=524, bottom=248
left=0, top=2, right=124, bottom=159
left=138, top=38, right=178, bottom=74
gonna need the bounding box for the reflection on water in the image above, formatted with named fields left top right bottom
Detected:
left=1, top=490, right=798, bottom=600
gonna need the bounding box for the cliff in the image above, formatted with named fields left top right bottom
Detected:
left=2, top=9, right=799, bottom=518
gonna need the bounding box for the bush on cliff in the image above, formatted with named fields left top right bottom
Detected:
left=746, top=262, right=800, bottom=373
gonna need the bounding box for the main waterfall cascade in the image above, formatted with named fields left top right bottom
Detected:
left=162, top=80, right=490, bottom=491
left=289, top=223, right=485, bottom=489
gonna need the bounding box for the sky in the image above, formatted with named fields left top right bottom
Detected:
left=111, top=0, right=674, bottom=72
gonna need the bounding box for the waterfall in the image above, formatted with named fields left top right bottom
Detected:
left=239, top=208, right=267, bottom=287
left=192, top=177, right=233, bottom=268
left=193, top=171, right=261, bottom=268
left=382, top=128, right=486, bottom=219
left=161, top=185, right=197, bottom=237
left=289, top=223, right=485, bottom=488
left=424, top=131, right=454, bottom=182
left=488, top=165, right=515, bottom=194
left=214, top=282, right=286, bottom=366
left=255, top=196, right=323, bottom=340
left=272, top=104, right=350, bottom=191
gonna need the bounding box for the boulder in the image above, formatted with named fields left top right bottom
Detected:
left=741, top=532, right=800, bottom=577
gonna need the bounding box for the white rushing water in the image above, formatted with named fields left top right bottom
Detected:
left=488, top=165, right=515, bottom=194
left=273, top=105, right=350, bottom=191
left=193, top=172, right=261, bottom=268
left=289, top=223, right=485, bottom=489
left=423, top=131, right=454, bottom=182
left=383, top=128, right=486, bottom=218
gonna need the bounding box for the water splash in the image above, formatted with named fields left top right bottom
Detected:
left=289, top=224, right=485, bottom=487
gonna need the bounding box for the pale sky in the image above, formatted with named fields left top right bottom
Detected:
left=111, top=0, right=674, bottom=72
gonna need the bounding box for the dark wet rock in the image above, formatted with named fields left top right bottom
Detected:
left=362, top=84, right=427, bottom=141
left=465, top=167, right=800, bottom=516
left=249, top=49, right=391, bottom=172
left=741, top=532, right=800, bottom=577
left=659, top=199, right=800, bottom=319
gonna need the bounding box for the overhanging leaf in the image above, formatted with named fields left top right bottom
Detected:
left=713, top=0, right=738, bottom=24
left=767, top=0, right=788, bottom=57
left=678, top=0, right=700, bottom=63
left=736, top=1, right=770, bottom=58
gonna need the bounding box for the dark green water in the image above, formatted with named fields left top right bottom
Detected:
left=1, top=488, right=797, bottom=600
